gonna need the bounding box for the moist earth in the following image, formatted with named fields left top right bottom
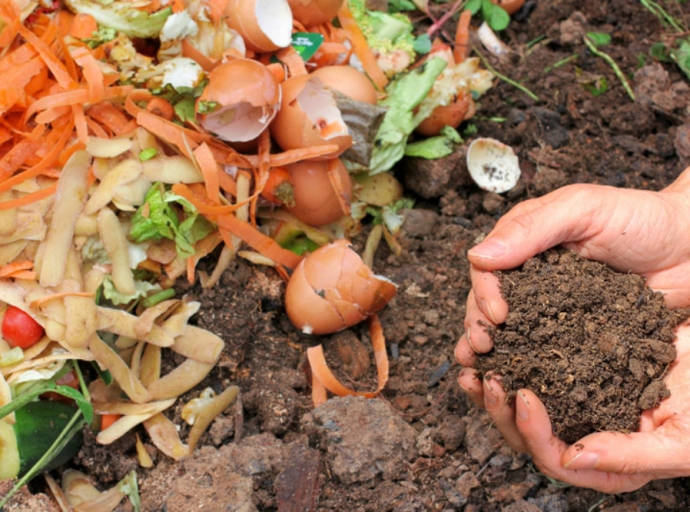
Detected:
left=8, top=0, right=690, bottom=510
left=474, top=248, right=690, bottom=445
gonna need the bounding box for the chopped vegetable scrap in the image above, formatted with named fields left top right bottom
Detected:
left=0, top=0, right=496, bottom=504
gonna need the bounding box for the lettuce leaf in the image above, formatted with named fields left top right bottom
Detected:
left=130, top=183, right=215, bottom=258
left=368, top=57, right=447, bottom=174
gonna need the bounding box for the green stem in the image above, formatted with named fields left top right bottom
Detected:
left=639, top=0, right=685, bottom=33
left=544, top=53, right=579, bottom=73
left=583, top=36, right=636, bottom=102
left=472, top=45, right=540, bottom=101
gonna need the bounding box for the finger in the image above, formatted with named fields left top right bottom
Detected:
left=467, top=185, right=598, bottom=271
left=455, top=333, right=476, bottom=367
left=463, top=288, right=496, bottom=352
left=458, top=367, right=484, bottom=407
left=468, top=268, right=508, bottom=327
left=515, top=390, right=649, bottom=493
left=560, top=427, right=690, bottom=479
left=483, top=375, right=528, bottom=453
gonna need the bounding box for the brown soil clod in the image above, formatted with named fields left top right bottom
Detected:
left=474, top=248, right=690, bottom=444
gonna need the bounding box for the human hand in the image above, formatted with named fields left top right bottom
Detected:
left=454, top=168, right=690, bottom=492
left=456, top=168, right=690, bottom=368
left=457, top=322, right=690, bottom=493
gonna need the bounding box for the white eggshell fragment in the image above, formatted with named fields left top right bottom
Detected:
left=466, top=138, right=521, bottom=193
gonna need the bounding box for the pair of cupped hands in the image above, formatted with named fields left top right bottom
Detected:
left=455, top=168, right=690, bottom=493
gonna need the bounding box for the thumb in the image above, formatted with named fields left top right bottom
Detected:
left=562, top=429, right=689, bottom=478
left=468, top=187, right=598, bottom=270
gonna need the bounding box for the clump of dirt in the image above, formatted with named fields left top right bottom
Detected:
left=474, top=248, right=690, bottom=444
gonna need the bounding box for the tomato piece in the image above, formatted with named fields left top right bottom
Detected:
left=1, top=306, right=44, bottom=349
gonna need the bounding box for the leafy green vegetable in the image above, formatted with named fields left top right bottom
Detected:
left=130, top=183, right=215, bottom=258
left=63, top=0, right=172, bottom=39
left=388, top=0, right=417, bottom=11
left=102, top=275, right=161, bottom=306
left=368, top=58, right=447, bottom=174
left=138, top=148, right=158, bottom=161
left=348, top=0, right=416, bottom=66
left=404, top=126, right=462, bottom=159
left=82, top=26, right=116, bottom=49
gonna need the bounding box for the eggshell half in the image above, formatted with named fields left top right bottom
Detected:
left=286, top=158, right=352, bottom=226
left=197, top=59, right=281, bottom=142
left=225, top=0, right=293, bottom=53
left=310, top=65, right=378, bottom=105
left=466, top=138, right=521, bottom=193
left=285, top=239, right=397, bottom=335
left=270, top=74, right=352, bottom=158
left=287, top=0, right=344, bottom=27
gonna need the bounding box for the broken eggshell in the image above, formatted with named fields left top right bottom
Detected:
left=224, top=0, right=293, bottom=53
left=285, top=239, right=397, bottom=335
left=196, top=58, right=280, bottom=143
left=287, top=0, right=343, bottom=27
left=270, top=74, right=352, bottom=158
left=287, top=158, right=352, bottom=226
left=466, top=138, right=521, bottom=193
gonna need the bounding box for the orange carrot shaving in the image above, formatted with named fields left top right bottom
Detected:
left=337, top=3, right=388, bottom=90
left=69, top=13, right=98, bottom=40
left=216, top=214, right=302, bottom=269
left=30, top=291, right=95, bottom=308
left=5, top=270, right=36, bottom=280
left=307, top=313, right=389, bottom=405
left=261, top=166, right=293, bottom=205
left=0, top=260, right=33, bottom=278
left=99, top=414, right=122, bottom=431
left=87, top=102, right=135, bottom=136
left=72, top=46, right=106, bottom=103
left=137, top=112, right=198, bottom=159
left=193, top=143, right=221, bottom=205
left=218, top=167, right=238, bottom=197
left=454, top=10, right=472, bottom=64
left=145, top=97, right=175, bottom=121
left=171, top=183, right=245, bottom=216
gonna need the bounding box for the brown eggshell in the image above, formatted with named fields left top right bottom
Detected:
left=415, top=90, right=475, bottom=137
left=225, top=0, right=293, bottom=53
left=287, top=0, right=344, bottom=27
left=285, top=239, right=397, bottom=335
left=270, top=74, right=352, bottom=158
left=286, top=158, right=352, bottom=226
left=310, top=66, right=378, bottom=105
left=490, top=0, right=525, bottom=15
left=197, top=59, right=280, bottom=142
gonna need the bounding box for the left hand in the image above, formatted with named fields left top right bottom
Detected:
left=458, top=322, right=690, bottom=493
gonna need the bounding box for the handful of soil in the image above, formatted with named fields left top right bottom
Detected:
left=474, top=248, right=690, bottom=444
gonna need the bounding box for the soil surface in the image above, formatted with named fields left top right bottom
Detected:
left=474, top=248, right=688, bottom=444
left=9, top=0, right=690, bottom=510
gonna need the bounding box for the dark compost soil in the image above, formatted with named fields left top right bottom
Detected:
left=474, top=248, right=689, bottom=445
left=8, top=0, right=690, bottom=511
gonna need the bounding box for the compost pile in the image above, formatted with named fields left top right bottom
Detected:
left=474, top=248, right=690, bottom=444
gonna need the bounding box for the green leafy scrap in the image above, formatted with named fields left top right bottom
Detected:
left=130, top=183, right=215, bottom=258
left=404, top=126, right=462, bottom=159
left=369, top=57, right=447, bottom=174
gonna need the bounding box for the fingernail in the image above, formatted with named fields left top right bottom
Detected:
left=483, top=375, right=498, bottom=406
left=468, top=238, right=507, bottom=261
left=480, top=299, right=499, bottom=324
left=563, top=451, right=600, bottom=470
left=465, top=327, right=477, bottom=352
left=516, top=390, right=529, bottom=420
